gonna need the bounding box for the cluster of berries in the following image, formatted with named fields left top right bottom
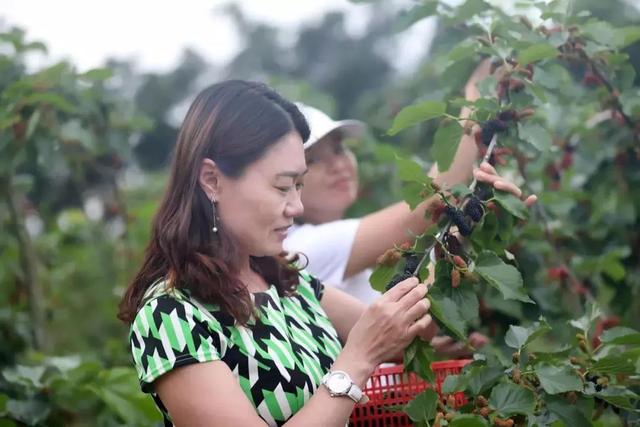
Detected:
left=444, top=194, right=485, bottom=237
left=384, top=252, right=421, bottom=291
left=469, top=395, right=515, bottom=426
left=586, top=373, right=609, bottom=393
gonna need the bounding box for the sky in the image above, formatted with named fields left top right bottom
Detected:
left=1, top=0, right=435, bottom=73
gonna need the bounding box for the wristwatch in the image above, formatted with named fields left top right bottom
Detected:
left=321, top=370, right=369, bottom=404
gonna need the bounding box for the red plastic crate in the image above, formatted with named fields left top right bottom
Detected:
left=349, top=360, right=471, bottom=427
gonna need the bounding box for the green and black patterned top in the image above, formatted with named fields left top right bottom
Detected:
left=129, top=271, right=342, bottom=426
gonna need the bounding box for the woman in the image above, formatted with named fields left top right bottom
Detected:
left=284, top=63, right=537, bottom=354
left=118, top=81, right=436, bottom=426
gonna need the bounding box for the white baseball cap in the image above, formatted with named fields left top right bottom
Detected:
left=295, top=103, right=365, bottom=150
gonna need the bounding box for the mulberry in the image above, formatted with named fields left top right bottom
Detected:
left=509, top=78, right=525, bottom=92
left=464, top=195, right=484, bottom=222
left=385, top=272, right=412, bottom=292
left=512, top=367, right=521, bottom=384
left=498, top=110, right=517, bottom=121
left=445, top=206, right=474, bottom=236
left=475, top=396, right=488, bottom=408
left=444, top=234, right=463, bottom=255
left=486, top=119, right=509, bottom=133
left=403, top=253, right=421, bottom=274
left=451, top=269, right=461, bottom=288
left=430, top=201, right=446, bottom=223
left=376, top=249, right=401, bottom=267
left=452, top=255, right=467, bottom=269
left=494, top=418, right=514, bottom=427
left=480, top=126, right=495, bottom=146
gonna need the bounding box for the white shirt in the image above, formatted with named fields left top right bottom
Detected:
left=283, top=219, right=381, bottom=304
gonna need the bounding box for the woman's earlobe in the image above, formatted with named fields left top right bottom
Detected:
left=199, top=158, right=221, bottom=198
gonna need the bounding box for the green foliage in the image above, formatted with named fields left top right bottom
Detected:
left=374, top=0, right=640, bottom=424
left=0, top=356, right=161, bottom=425
left=388, top=100, right=446, bottom=135
left=432, top=119, right=464, bottom=172
left=404, top=388, right=438, bottom=423
left=0, top=28, right=160, bottom=425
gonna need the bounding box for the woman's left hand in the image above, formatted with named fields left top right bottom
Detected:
left=473, top=161, right=537, bottom=207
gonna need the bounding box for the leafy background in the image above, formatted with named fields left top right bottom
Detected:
left=0, top=0, right=638, bottom=425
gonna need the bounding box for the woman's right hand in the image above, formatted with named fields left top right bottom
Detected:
left=342, top=277, right=432, bottom=369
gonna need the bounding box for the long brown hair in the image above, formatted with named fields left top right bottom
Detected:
left=118, top=81, right=310, bottom=325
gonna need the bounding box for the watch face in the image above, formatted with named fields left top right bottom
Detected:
left=328, top=372, right=351, bottom=394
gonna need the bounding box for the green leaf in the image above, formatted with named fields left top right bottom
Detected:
left=25, top=110, right=41, bottom=140
left=81, top=68, right=113, bottom=81
left=517, top=43, right=557, bottom=65
left=616, top=26, right=640, bottom=48
left=592, top=354, right=637, bottom=375
left=451, top=363, right=505, bottom=396
left=45, top=355, right=82, bottom=373
left=546, top=395, right=592, bottom=427
left=5, top=399, right=50, bottom=425
left=25, top=39, right=46, bottom=51
left=400, top=181, right=428, bottom=210
left=517, top=122, right=552, bottom=152
left=447, top=285, right=479, bottom=324
left=505, top=318, right=551, bottom=350
left=369, top=265, right=397, bottom=293
left=448, top=39, right=481, bottom=62
left=475, top=251, right=533, bottom=303
left=489, top=382, right=535, bottom=417
left=493, top=191, right=528, bottom=220
left=432, top=120, right=463, bottom=172
left=1, top=365, right=46, bottom=388
left=0, top=115, right=20, bottom=130
left=466, top=365, right=505, bottom=396
left=0, top=393, right=7, bottom=412
left=404, top=388, right=438, bottom=423
left=619, top=90, right=640, bottom=117
left=89, top=367, right=161, bottom=424
left=428, top=293, right=467, bottom=341
left=523, top=80, right=547, bottom=102
left=535, top=363, right=583, bottom=394
left=477, top=76, right=499, bottom=98
left=450, top=184, right=473, bottom=199
left=596, top=387, right=640, bottom=410
left=404, top=339, right=435, bottom=382
left=24, top=92, right=76, bottom=113
left=395, top=156, right=429, bottom=184
left=599, top=327, right=640, bottom=346
left=441, top=375, right=463, bottom=394
left=388, top=100, right=446, bottom=135
left=450, top=0, right=490, bottom=23
left=570, top=304, right=602, bottom=335
left=394, top=1, right=438, bottom=32
left=449, top=414, right=489, bottom=427
left=582, top=20, right=624, bottom=48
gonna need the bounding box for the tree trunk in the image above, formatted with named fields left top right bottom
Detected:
left=5, top=181, right=47, bottom=350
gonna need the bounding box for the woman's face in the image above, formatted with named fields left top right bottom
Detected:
left=211, top=131, right=307, bottom=257
left=301, top=132, right=359, bottom=223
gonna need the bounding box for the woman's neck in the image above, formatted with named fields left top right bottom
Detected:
left=238, top=258, right=270, bottom=293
